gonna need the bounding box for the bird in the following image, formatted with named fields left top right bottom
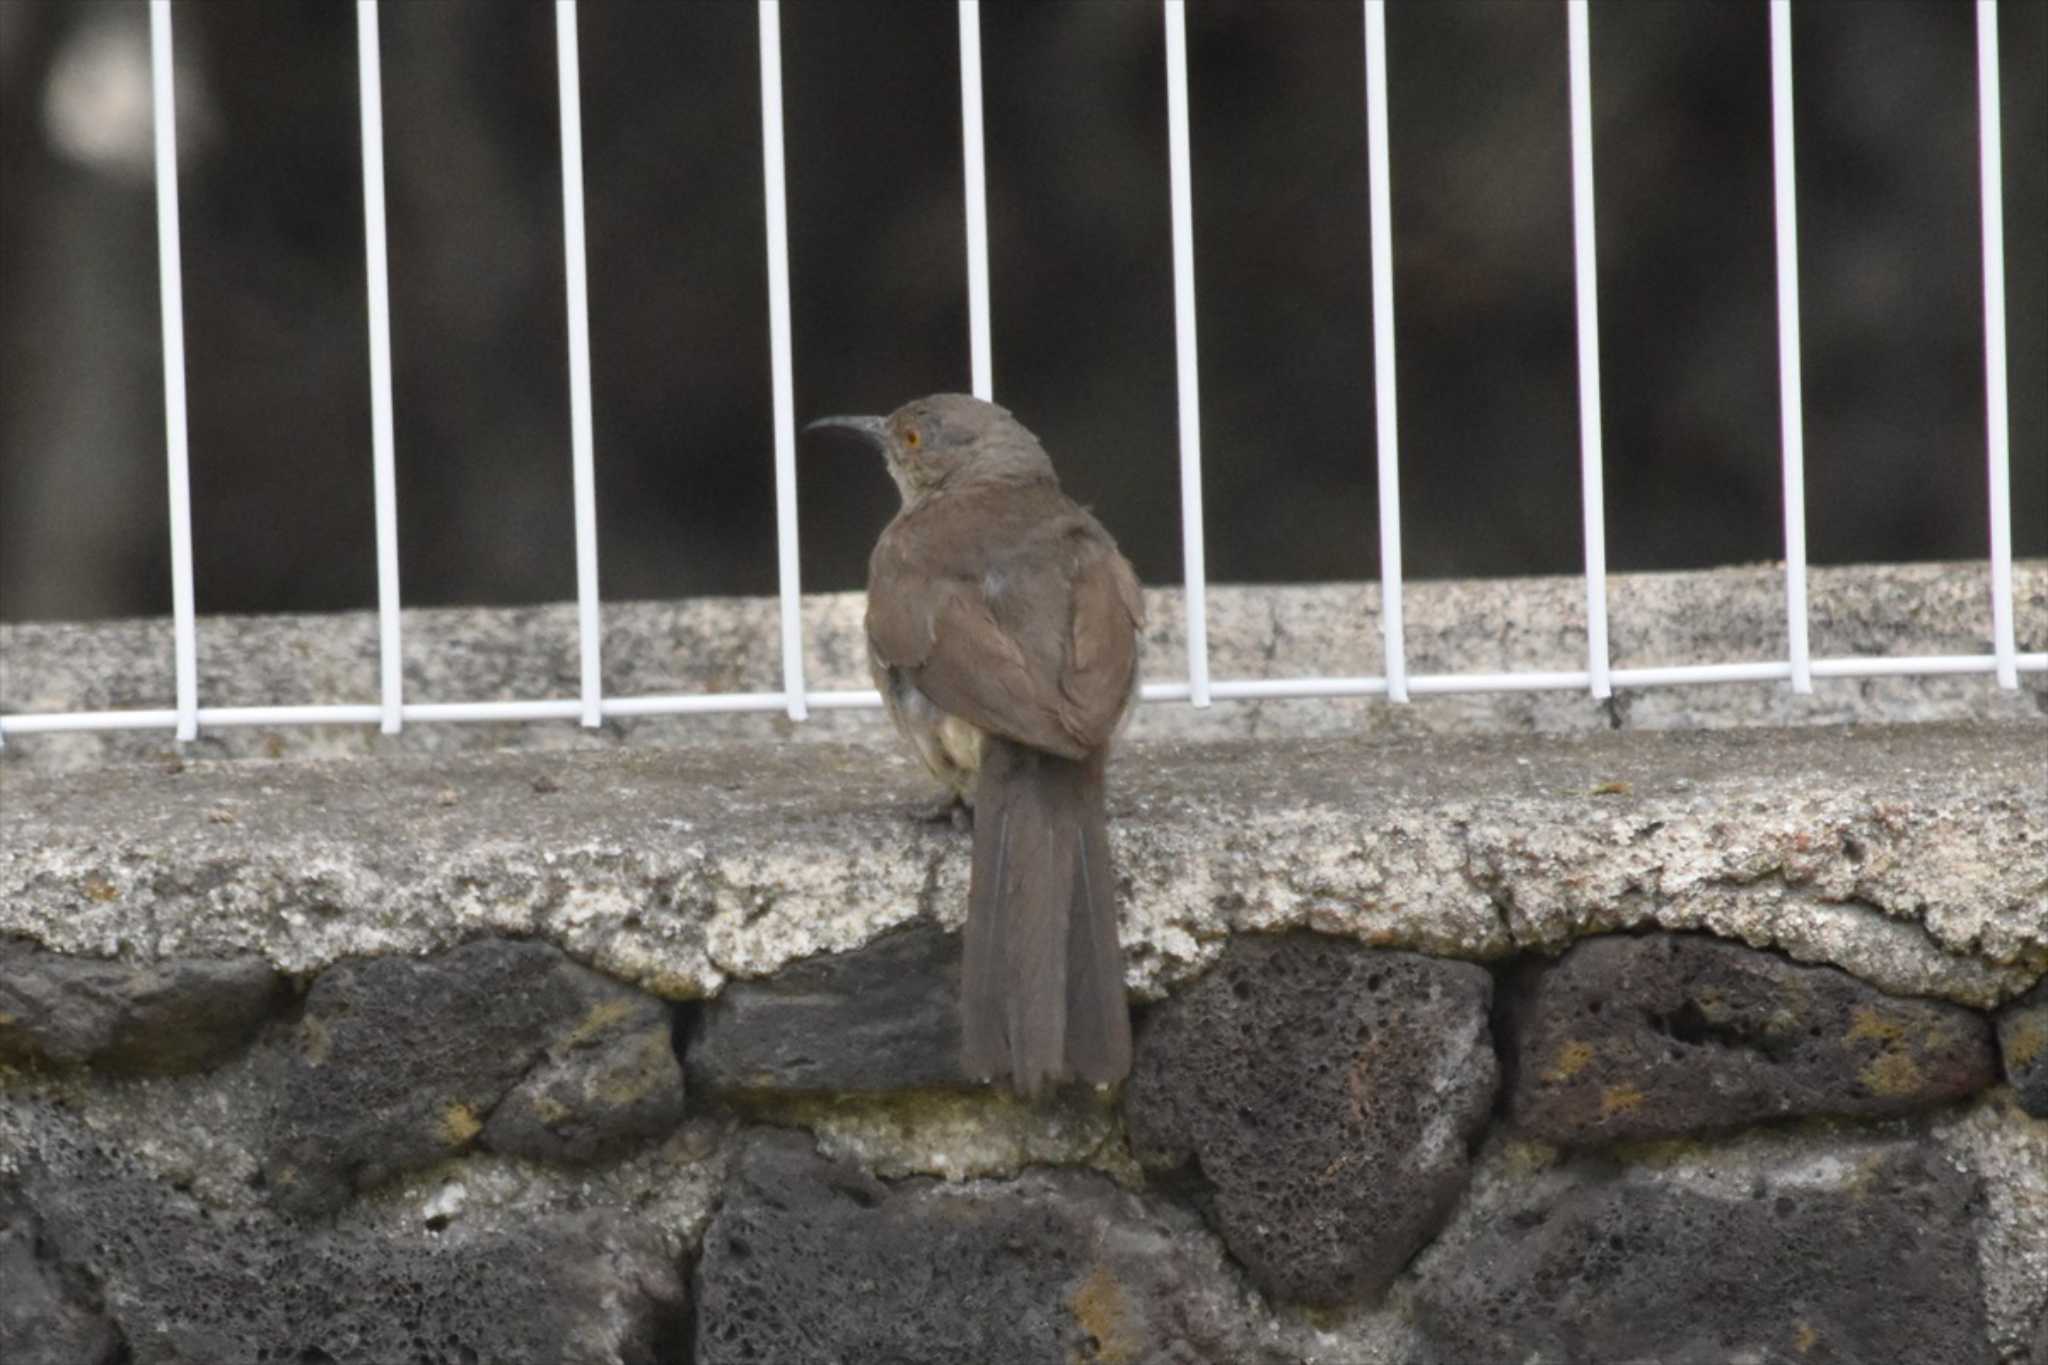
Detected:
left=807, top=394, right=1142, bottom=1097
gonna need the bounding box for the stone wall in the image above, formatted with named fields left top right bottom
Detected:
left=3, top=573, right=2045, bottom=1363
left=3, top=922, right=2043, bottom=1364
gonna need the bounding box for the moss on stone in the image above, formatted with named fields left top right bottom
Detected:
left=435, top=1102, right=483, bottom=1146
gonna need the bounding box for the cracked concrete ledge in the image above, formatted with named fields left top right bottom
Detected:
left=4, top=560, right=2043, bottom=772
left=2, top=721, right=2041, bottom=1008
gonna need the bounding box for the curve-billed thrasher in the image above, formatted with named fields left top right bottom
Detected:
left=808, top=395, right=1141, bottom=1096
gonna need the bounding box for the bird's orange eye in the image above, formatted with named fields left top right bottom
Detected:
left=903, top=427, right=922, bottom=449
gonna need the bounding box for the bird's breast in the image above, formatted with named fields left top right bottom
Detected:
left=934, top=710, right=988, bottom=782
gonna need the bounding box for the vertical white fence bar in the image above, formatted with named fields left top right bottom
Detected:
left=1769, top=0, right=1813, bottom=694
left=759, top=0, right=807, bottom=720
left=556, top=0, right=604, bottom=727
left=1363, top=0, right=1407, bottom=703
left=1976, top=0, right=2018, bottom=690
left=1163, top=0, right=1211, bottom=706
left=958, top=1, right=993, bottom=401
left=150, top=0, right=199, bottom=742
left=357, top=0, right=403, bottom=734
left=1565, top=1, right=1612, bottom=700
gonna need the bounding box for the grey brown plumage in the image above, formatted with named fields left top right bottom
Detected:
left=811, top=395, right=1140, bottom=1096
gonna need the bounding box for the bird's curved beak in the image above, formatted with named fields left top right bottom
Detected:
left=803, top=414, right=890, bottom=450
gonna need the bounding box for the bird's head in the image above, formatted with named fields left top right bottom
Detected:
left=807, top=393, right=1053, bottom=503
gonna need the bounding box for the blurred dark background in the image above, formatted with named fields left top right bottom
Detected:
left=1, top=0, right=2042, bottom=624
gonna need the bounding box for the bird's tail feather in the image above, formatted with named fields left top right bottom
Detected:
left=962, top=739, right=1131, bottom=1096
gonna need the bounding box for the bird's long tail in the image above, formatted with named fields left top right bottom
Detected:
left=961, top=738, right=1131, bottom=1096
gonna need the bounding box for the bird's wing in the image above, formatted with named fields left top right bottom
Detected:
left=1056, top=539, right=1143, bottom=750
left=866, top=493, right=1139, bottom=759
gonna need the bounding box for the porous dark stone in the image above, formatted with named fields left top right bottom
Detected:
left=1505, top=933, right=1997, bottom=1145
left=12, top=1124, right=684, bottom=1365
left=688, top=921, right=966, bottom=1092
left=0, top=1186, right=122, bottom=1365
left=1996, top=979, right=2048, bottom=1117
left=1122, top=934, right=1497, bottom=1307
left=0, top=939, right=281, bottom=1074
left=266, top=938, right=685, bottom=1215
left=695, top=1130, right=1288, bottom=1365
left=1412, top=1137, right=1992, bottom=1365
left=482, top=988, right=687, bottom=1164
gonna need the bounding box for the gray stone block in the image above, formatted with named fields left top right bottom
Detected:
left=266, top=938, right=685, bottom=1215
left=694, top=1130, right=1290, bottom=1365
left=0, top=1187, right=122, bottom=1365
left=481, top=988, right=686, bottom=1166
left=0, top=940, right=281, bottom=1074
left=1413, top=1136, right=1992, bottom=1365
left=11, top=1130, right=684, bottom=1365
left=1506, top=933, right=1997, bottom=1145
left=687, top=921, right=966, bottom=1092
left=1123, top=935, right=1497, bottom=1306
left=1997, top=979, right=2048, bottom=1117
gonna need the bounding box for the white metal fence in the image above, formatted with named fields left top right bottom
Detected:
left=0, top=0, right=2036, bottom=749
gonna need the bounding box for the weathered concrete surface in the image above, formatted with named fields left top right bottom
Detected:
left=4, top=561, right=2042, bottom=771
left=733, top=1087, right=1131, bottom=1184
left=3, top=724, right=2042, bottom=1008
left=1934, top=1091, right=2048, bottom=1365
